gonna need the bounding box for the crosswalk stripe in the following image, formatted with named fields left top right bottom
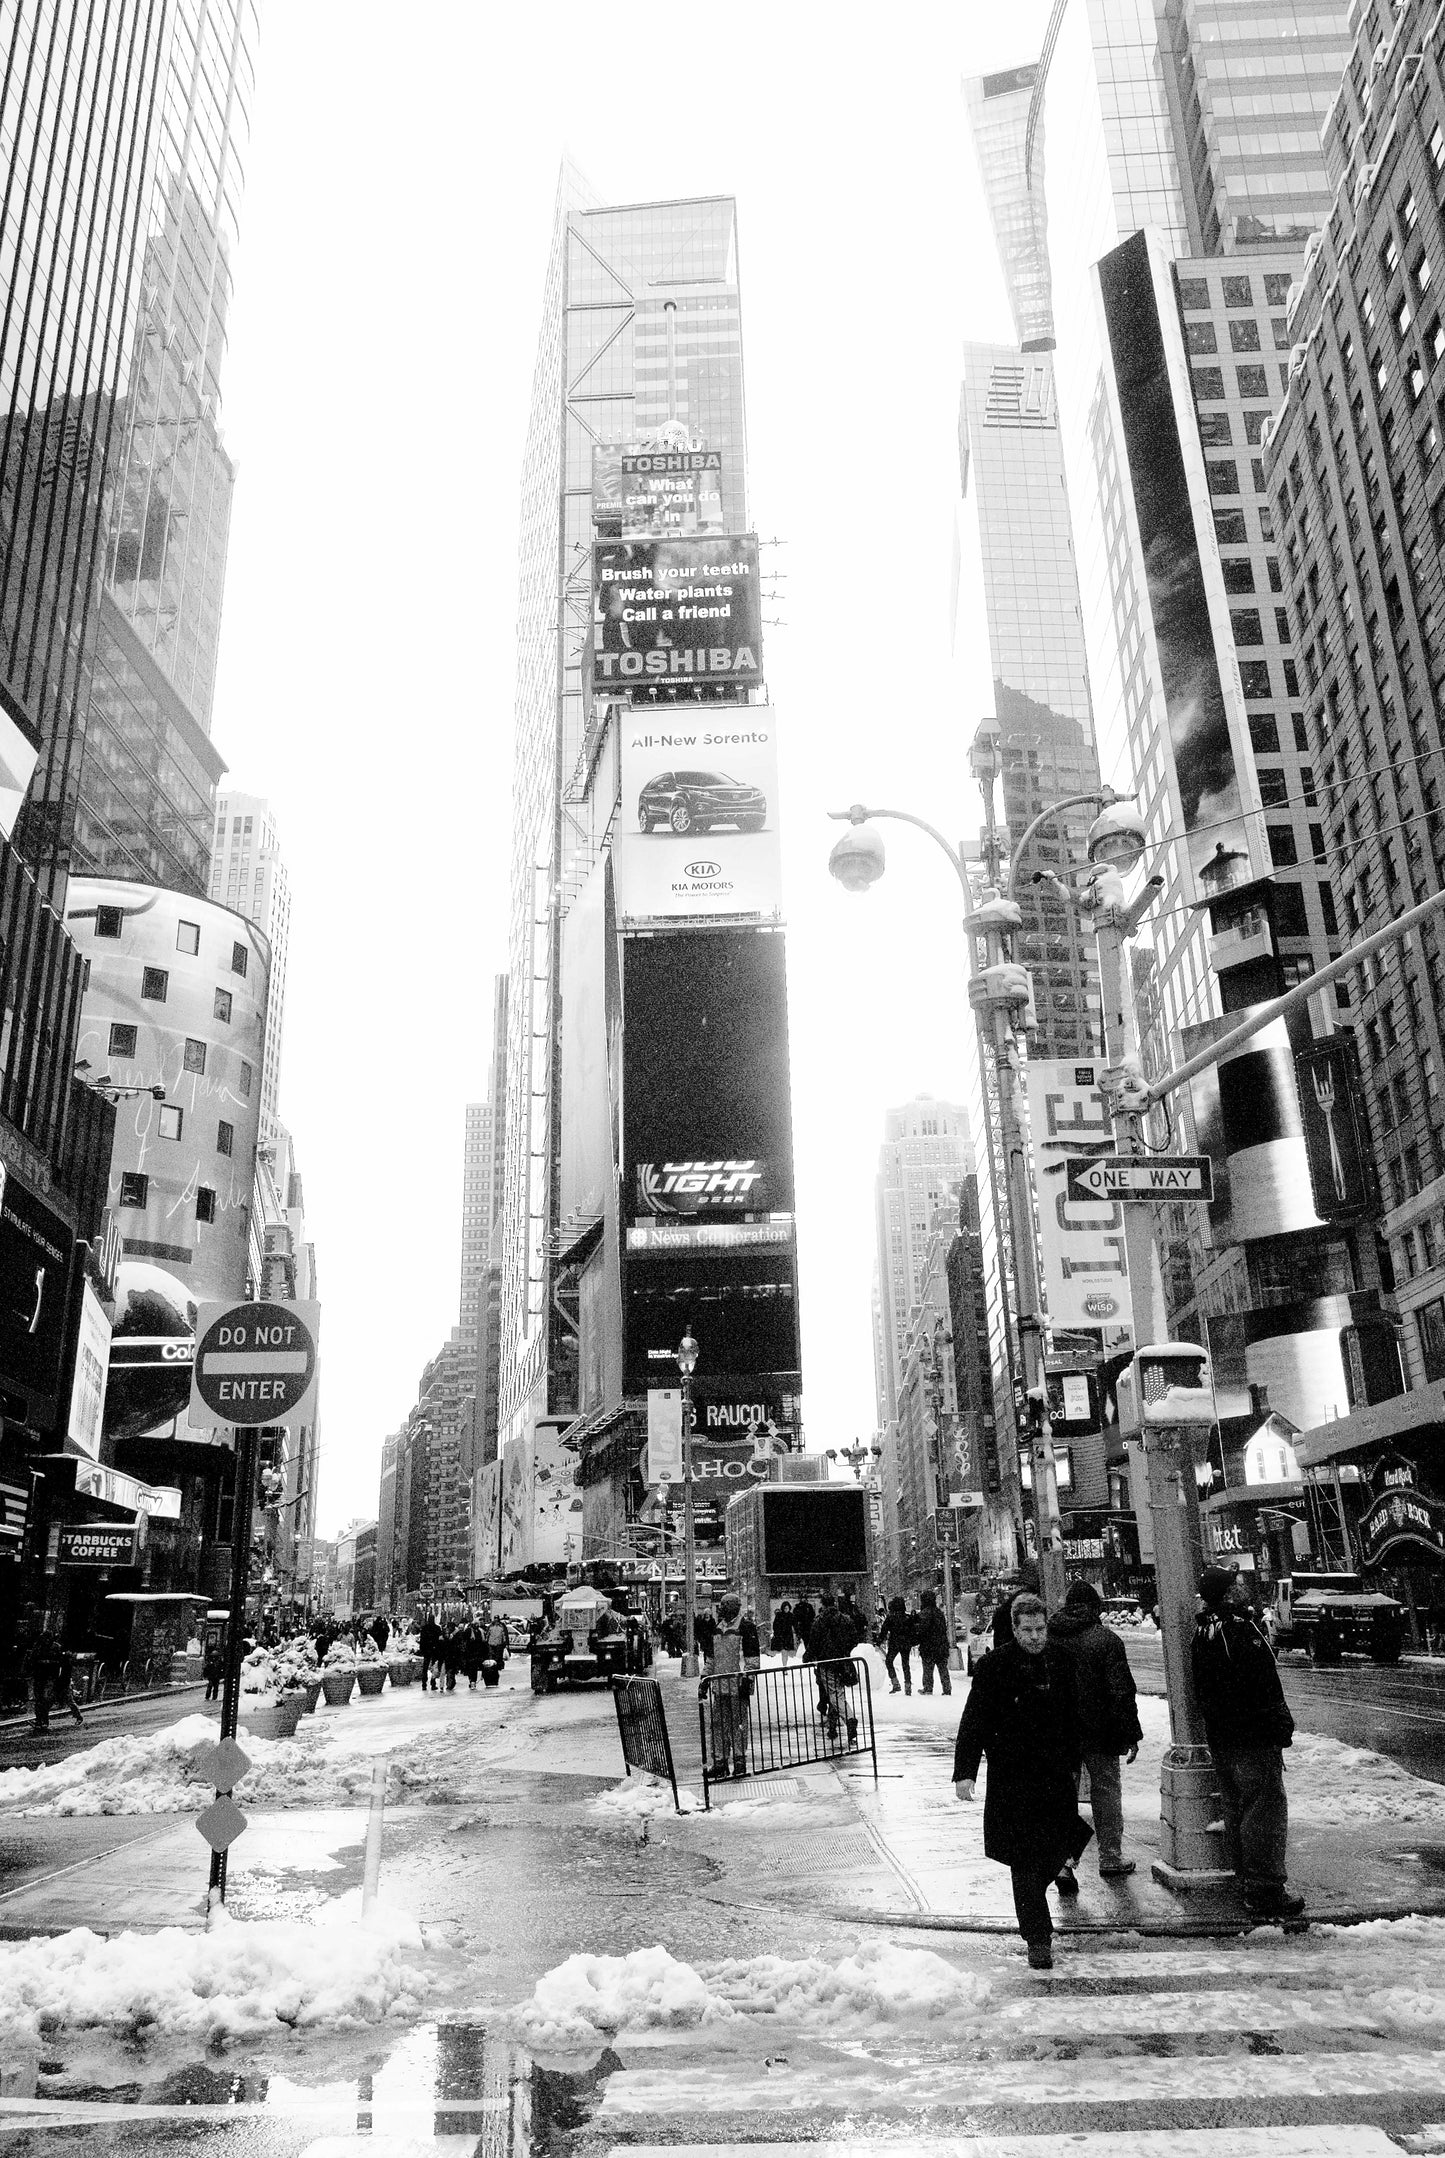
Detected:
left=994, top=1984, right=1380, bottom=2032
left=605, top=2137, right=1401, bottom=2158
left=600, top=2047, right=1445, bottom=2115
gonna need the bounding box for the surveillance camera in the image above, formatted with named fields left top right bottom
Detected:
left=828, top=823, right=886, bottom=893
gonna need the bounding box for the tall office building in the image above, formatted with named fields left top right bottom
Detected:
left=500, top=178, right=749, bottom=1461
left=963, top=65, right=1055, bottom=350
left=72, top=2, right=259, bottom=898
left=0, top=8, right=172, bottom=905
left=208, top=793, right=289, bottom=1144
left=1268, top=0, right=1445, bottom=1415
left=872, top=1100, right=973, bottom=1430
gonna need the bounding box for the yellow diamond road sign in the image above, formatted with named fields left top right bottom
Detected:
left=195, top=1794, right=248, bottom=1852
left=191, top=1738, right=251, bottom=1792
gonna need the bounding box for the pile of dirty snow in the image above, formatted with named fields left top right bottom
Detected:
left=507, top=1941, right=990, bottom=2054
left=1287, top=1731, right=1445, bottom=1827
left=0, top=1714, right=433, bottom=1819
left=592, top=1777, right=701, bottom=1819
left=0, top=1903, right=432, bottom=2046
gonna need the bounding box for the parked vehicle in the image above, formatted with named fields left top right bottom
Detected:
left=1273, top=1571, right=1405, bottom=1663
left=637, top=769, right=766, bottom=835
left=529, top=1588, right=652, bottom=1692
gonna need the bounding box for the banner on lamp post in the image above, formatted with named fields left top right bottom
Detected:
left=1026, top=1061, right=1130, bottom=1334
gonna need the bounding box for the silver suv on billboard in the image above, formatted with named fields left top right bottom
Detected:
left=637, top=769, right=766, bottom=835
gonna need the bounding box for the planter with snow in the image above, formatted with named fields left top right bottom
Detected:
left=355, top=1665, right=387, bottom=1697
left=386, top=1658, right=413, bottom=1687
left=240, top=1693, right=306, bottom=1741
left=300, top=1677, right=323, bottom=1714
left=320, top=1669, right=355, bottom=1707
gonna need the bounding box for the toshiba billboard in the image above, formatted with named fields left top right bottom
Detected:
left=593, top=535, right=763, bottom=690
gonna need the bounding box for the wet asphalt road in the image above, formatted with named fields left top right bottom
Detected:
left=1279, top=1659, right=1445, bottom=1784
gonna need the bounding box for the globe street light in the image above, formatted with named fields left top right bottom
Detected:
left=677, top=1328, right=700, bottom=1679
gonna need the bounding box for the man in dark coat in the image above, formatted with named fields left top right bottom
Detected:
left=792, top=1595, right=815, bottom=1654
left=880, top=1596, right=915, bottom=1695
left=991, top=1564, right=1042, bottom=1650
left=1192, top=1566, right=1304, bottom=1918
left=806, top=1590, right=860, bottom=1742
left=953, top=1592, right=1091, bottom=1968
left=1047, top=1580, right=1142, bottom=1882
left=916, top=1588, right=952, bottom=1696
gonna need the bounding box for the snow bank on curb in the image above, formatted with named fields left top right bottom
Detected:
left=1287, top=1732, right=1445, bottom=1826
left=0, top=1715, right=449, bottom=1818
left=506, top=1940, right=990, bottom=2053
left=591, top=1778, right=701, bottom=1819
left=0, top=1903, right=433, bottom=2046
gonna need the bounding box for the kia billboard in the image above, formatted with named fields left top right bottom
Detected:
left=613, top=705, right=782, bottom=925
left=593, top=535, right=763, bottom=690
left=622, top=929, right=795, bottom=1218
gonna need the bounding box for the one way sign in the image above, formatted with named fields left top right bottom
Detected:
left=1065, top=1153, right=1214, bottom=1204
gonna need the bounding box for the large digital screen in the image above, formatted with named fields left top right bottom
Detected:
left=622, top=929, right=795, bottom=1215
left=593, top=535, right=763, bottom=691
left=624, top=1249, right=799, bottom=1393
left=761, top=1487, right=868, bottom=1577
left=613, top=704, right=782, bottom=925
left=593, top=442, right=725, bottom=537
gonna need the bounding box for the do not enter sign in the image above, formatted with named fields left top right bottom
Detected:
left=190, top=1299, right=320, bottom=1428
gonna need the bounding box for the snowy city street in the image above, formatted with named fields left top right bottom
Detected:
left=0, top=1647, right=1444, bottom=2152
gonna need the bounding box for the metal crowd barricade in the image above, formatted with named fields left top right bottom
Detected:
left=610, top=1675, right=681, bottom=1813
left=698, top=1655, right=878, bottom=1809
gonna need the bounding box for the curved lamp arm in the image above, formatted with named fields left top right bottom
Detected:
left=826, top=803, right=970, bottom=899
left=1005, top=788, right=1124, bottom=900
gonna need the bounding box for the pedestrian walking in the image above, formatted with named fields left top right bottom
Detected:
left=1046, top=1580, right=1142, bottom=1883
left=419, top=1613, right=441, bottom=1691
left=991, top=1564, right=1042, bottom=1649
left=462, top=1622, right=482, bottom=1690
left=769, top=1600, right=797, bottom=1663
left=369, top=1613, right=390, bottom=1655
left=880, top=1595, right=916, bottom=1695
left=29, top=1632, right=84, bottom=1730
left=203, top=1640, right=224, bottom=1702
left=793, top=1595, right=815, bottom=1656
left=953, top=1592, right=1091, bottom=1969
left=838, top=1587, right=865, bottom=1649
left=916, top=1588, right=953, bottom=1695
left=692, top=1606, right=718, bottom=1663
left=441, top=1625, right=464, bottom=1692
left=1192, top=1566, right=1305, bottom=1919
left=805, top=1590, right=860, bottom=1745
left=703, top=1593, right=755, bottom=1779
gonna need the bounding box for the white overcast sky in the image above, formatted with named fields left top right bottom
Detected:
left=209, top=2, right=1062, bottom=1539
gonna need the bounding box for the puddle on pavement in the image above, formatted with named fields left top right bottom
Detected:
left=30, top=2019, right=625, bottom=2147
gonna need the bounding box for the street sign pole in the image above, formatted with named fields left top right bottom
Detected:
left=210, top=1421, right=257, bottom=1901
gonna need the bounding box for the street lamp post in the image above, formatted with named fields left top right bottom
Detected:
left=828, top=766, right=1127, bottom=1611
left=677, top=1328, right=700, bottom=1679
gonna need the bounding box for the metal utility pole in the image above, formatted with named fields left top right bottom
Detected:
left=209, top=1423, right=257, bottom=1901
left=678, top=1329, right=700, bottom=1679
left=971, top=733, right=1066, bottom=1612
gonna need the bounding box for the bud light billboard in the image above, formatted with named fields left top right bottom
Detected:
left=622, top=929, right=795, bottom=1219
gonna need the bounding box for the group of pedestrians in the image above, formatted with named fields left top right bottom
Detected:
left=417, top=1610, right=509, bottom=1690
left=952, top=1567, right=1303, bottom=1968
left=703, top=1584, right=870, bottom=1775
left=878, top=1589, right=954, bottom=1696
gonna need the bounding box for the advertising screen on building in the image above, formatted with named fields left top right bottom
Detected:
left=613, top=704, right=782, bottom=925
left=625, top=1250, right=799, bottom=1395
left=593, top=441, right=725, bottom=537
left=0, top=1169, right=74, bottom=1420
left=1025, top=1062, right=1129, bottom=1332
left=593, top=536, right=762, bottom=690
left=622, top=929, right=795, bottom=1216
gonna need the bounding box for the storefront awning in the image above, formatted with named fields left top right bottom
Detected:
left=103, top=1591, right=208, bottom=1603
left=58, top=1459, right=183, bottom=1518
left=1295, top=1381, right=1445, bottom=1470
left=1201, top=1480, right=1305, bottom=1513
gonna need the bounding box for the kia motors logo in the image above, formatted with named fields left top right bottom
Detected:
left=685, top=859, right=721, bottom=878
left=1083, top=1292, right=1120, bottom=1319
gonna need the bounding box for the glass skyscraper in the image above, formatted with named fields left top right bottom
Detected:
left=963, top=65, right=1056, bottom=349
left=499, top=178, right=749, bottom=1461
left=72, top=0, right=259, bottom=898
left=0, top=4, right=172, bottom=906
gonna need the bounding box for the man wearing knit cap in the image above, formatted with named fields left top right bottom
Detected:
left=1192, top=1565, right=1304, bottom=1919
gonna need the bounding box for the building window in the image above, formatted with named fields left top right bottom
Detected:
left=196, top=1187, right=217, bottom=1226
left=217, top=1119, right=234, bottom=1156
left=1230, top=318, right=1261, bottom=353
left=1383, top=231, right=1401, bottom=277
left=1258, top=768, right=1289, bottom=807
left=95, top=906, right=123, bottom=939
left=183, top=1038, right=207, bottom=1075
left=1214, top=508, right=1247, bottom=544
left=1274, top=881, right=1308, bottom=935
left=119, top=1171, right=148, bottom=1209
left=1193, top=366, right=1225, bottom=398
left=1208, top=459, right=1240, bottom=496
left=239, top=1060, right=252, bottom=1098
left=1222, top=275, right=1253, bottom=308
left=1178, top=277, right=1210, bottom=310
left=1185, top=320, right=1218, bottom=355
left=1240, top=660, right=1273, bottom=698
left=1248, top=712, right=1280, bottom=753
left=214, top=988, right=233, bottom=1023
left=108, top=1022, right=137, bottom=1058
left=1223, top=558, right=1255, bottom=594
left=176, top=921, right=200, bottom=956
left=231, top=941, right=248, bottom=978
left=1199, top=411, right=1233, bottom=447
left=158, top=1104, right=183, bottom=1141
left=141, top=967, right=168, bottom=1002
left=1268, top=825, right=1299, bottom=868
left=1231, top=608, right=1264, bottom=646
